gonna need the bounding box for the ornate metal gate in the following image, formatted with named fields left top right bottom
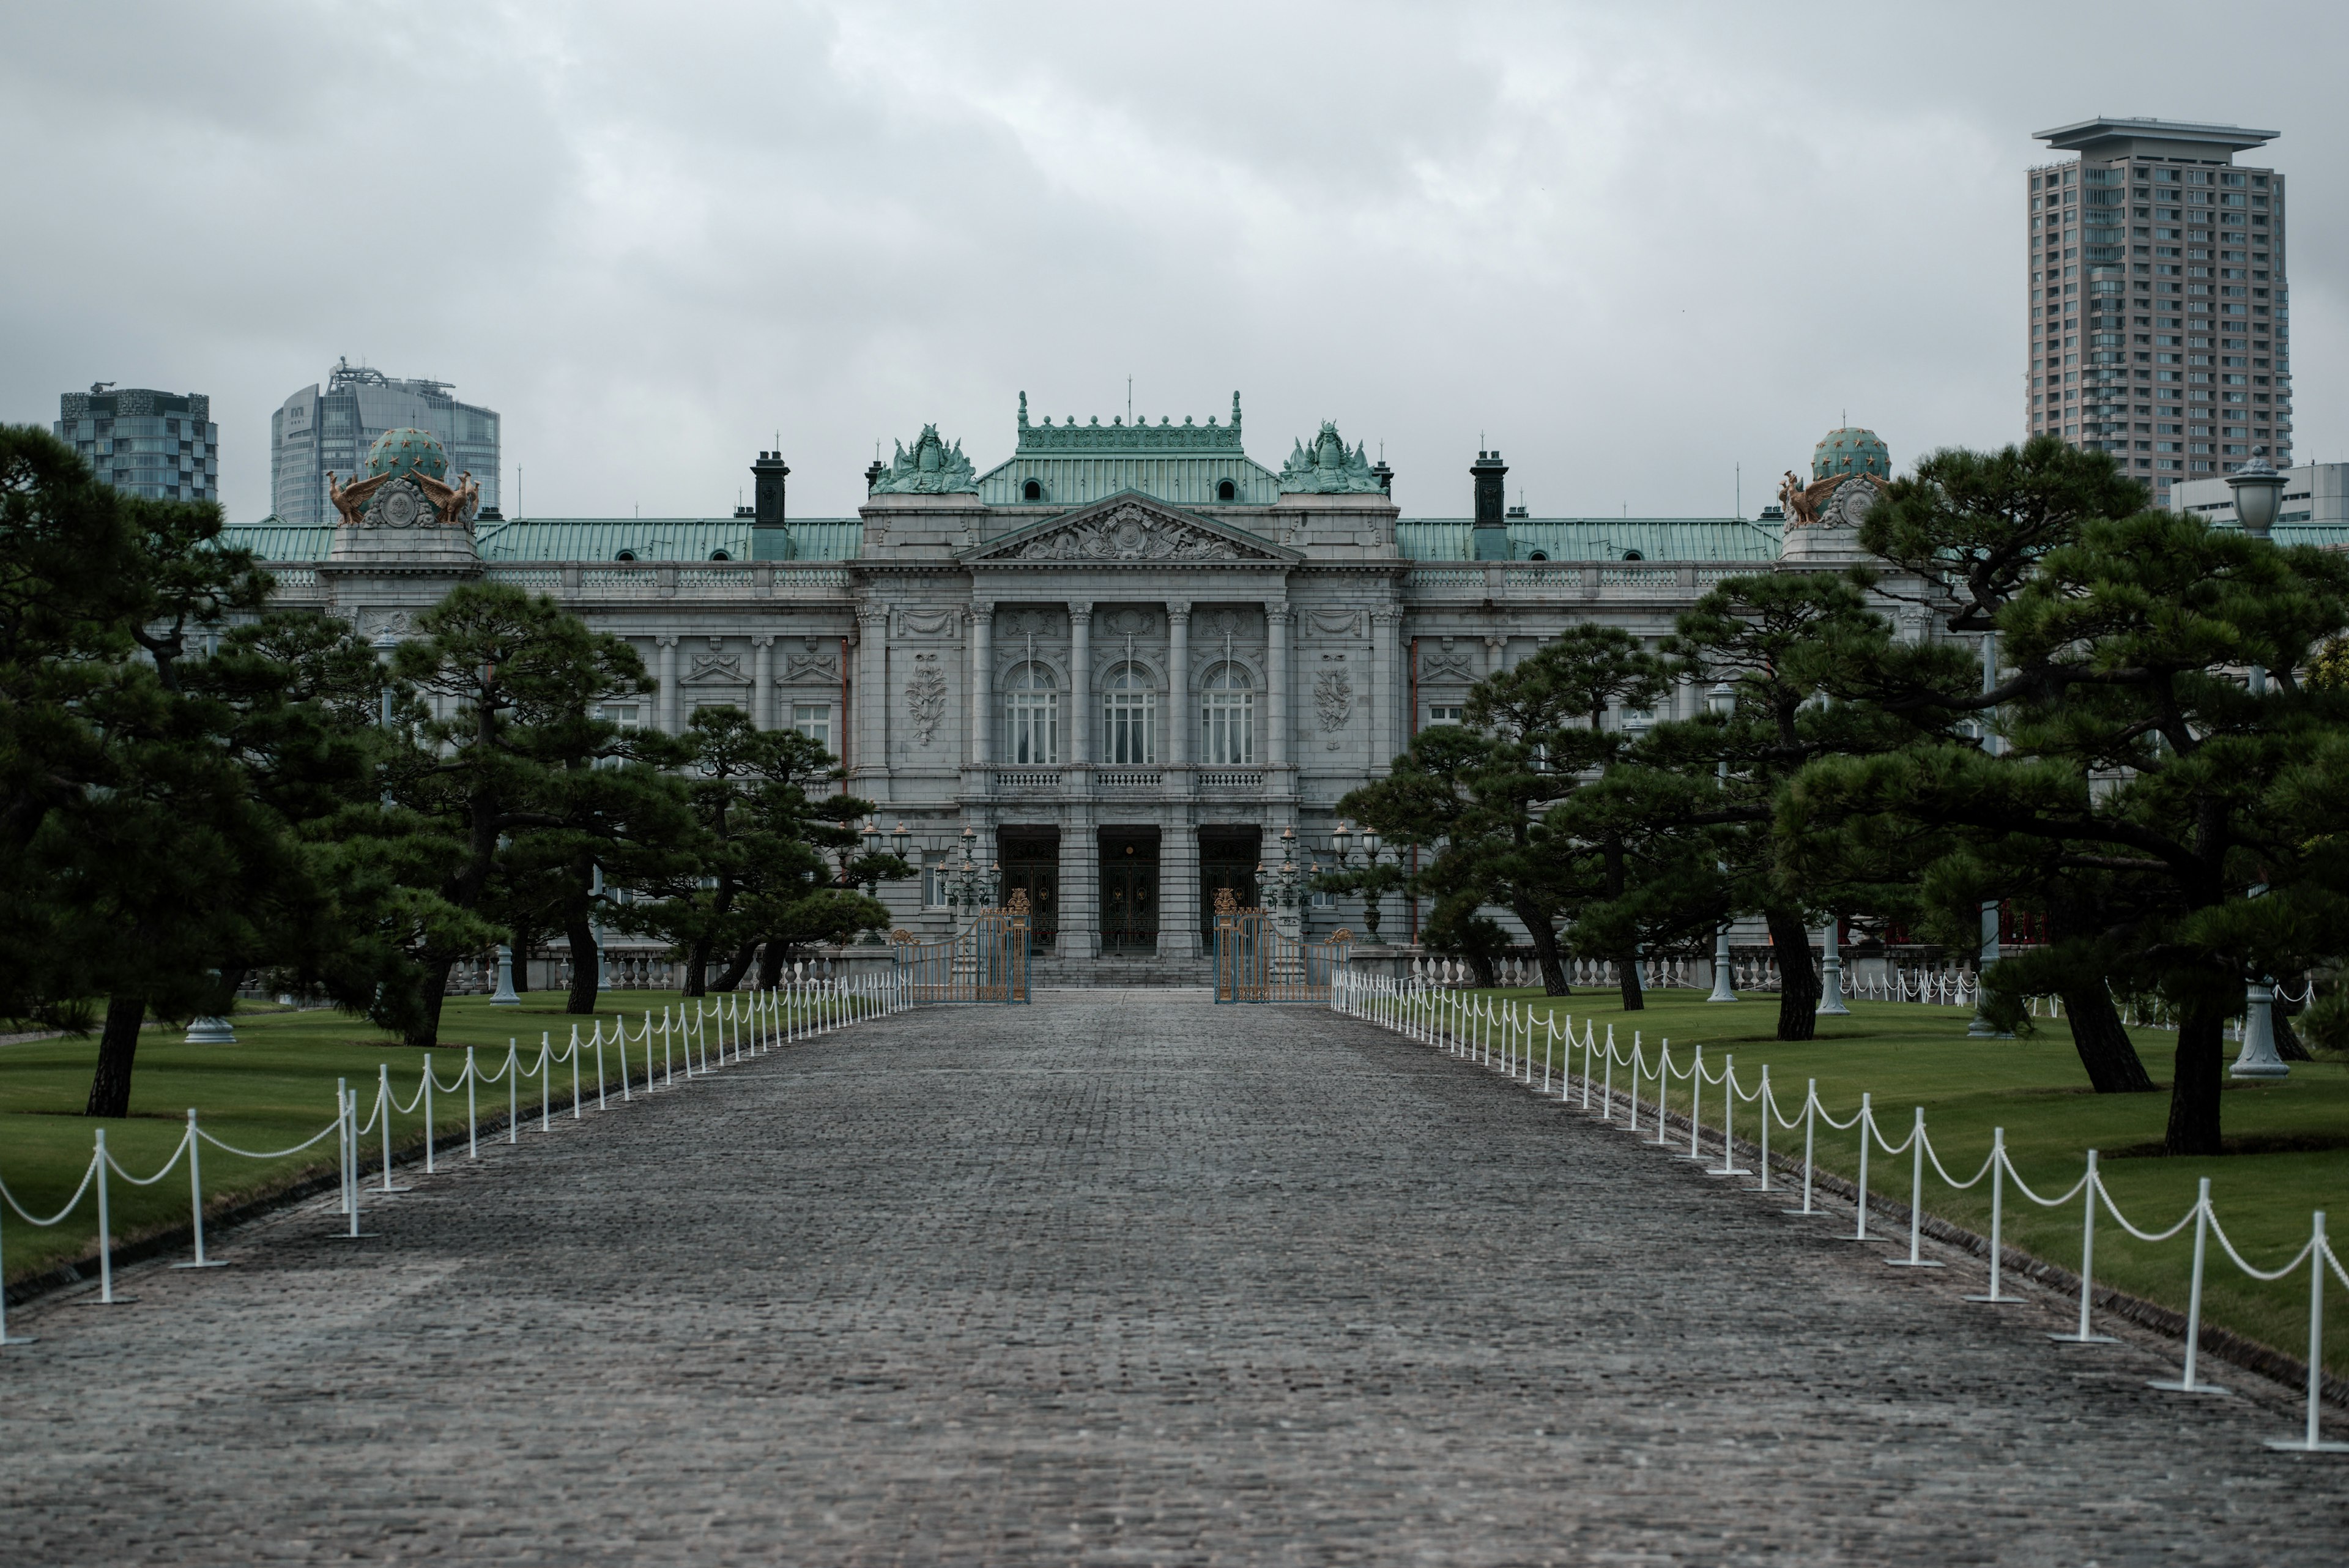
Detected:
left=893, top=893, right=1031, bottom=1003
left=1212, top=891, right=1343, bottom=1003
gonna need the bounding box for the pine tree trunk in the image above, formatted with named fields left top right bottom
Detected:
left=755, top=940, right=786, bottom=992
left=2276, top=996, right=2312, bottom=1061
left=713, top=942, right=759, bottom=992
left=1765, top=907, right=1820, bottom=1041
left=565, top=905, right=601, bottom=1015
left=1617, top=954, right=1645, bottom=1012
left=1516, top=902, right=1570, bottom=995
left=1469, top=953, right=1497, bottom=989
left=683, top=938, right=710, bottom=998
left=405, top=962, right=453, bottom=1048
left=84, top=993, right=146, bottom=1118
left=2058, top=982, right=2155, bottom=1092
left=2164, top=1004, right=2226, bottom=1155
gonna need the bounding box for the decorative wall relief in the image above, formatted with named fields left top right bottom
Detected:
left=782, top=639, right=841, bottom=683
left=1419, top=644, right=1475, bottom=682
left=897, top=608, right=959, bottom=637
left=1001, top=608, right=1063, bottom=638
left=905, top=655, right=948, bottom=745
left=1104, top=606, right=1157, bottom=637
left=1315, top=667, right=1353, bottom=732
left=1012, top=505, right=1256, bottom=563
left=1308, top=608, right=1362, bottom=636
left=687, top=653, right=744, bottom=684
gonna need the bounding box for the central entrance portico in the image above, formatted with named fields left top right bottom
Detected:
left=1099, top=827, right=1160, bottom=953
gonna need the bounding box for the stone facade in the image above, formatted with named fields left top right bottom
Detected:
left=235, top=401, right=1907, bottom=981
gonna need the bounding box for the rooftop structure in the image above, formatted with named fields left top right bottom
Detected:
left=54, top=384, right=218, bottom=503
left=272, top=359, right=500, bottom=529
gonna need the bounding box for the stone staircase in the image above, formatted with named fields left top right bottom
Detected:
left=1030, top=953, right=1214, bottom=989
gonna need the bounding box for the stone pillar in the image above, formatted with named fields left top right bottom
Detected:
left=1166, top=602, right=1190, bottom=768
left=1160, top=812, right=1200, bottom=960
left=1266, top=601, right=1291, bottom=772
left=1370, top=607, right=1400, bottom=771
left=969, top=601, right=993, bottom=767
left=751, top=635, right=773, bottom=730
left=854, top=602, right=889, bottom=789
left=1059, top=812, right=1098, bottom=958
left=1485, top=635, right=1507, bottom=678
left=655, top=634, right=679, bottom=733
left=1067, top=603, right=1092, bottom=767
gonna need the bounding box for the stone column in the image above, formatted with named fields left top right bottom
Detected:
left=1486, top=634, right=1507, bottom=678
left=655, top=634, right=679, bottom=733
left=1370, top=607, right=1401, bottom=770
left=1059, top=813, right=1098, bottom=958
left=1165, top=602, right=1190, bottom=768
left=853, top=602, right=889, bottom=789
left=1067, top=603, right=1091, bottom=767
left=751, top=635, right=774, bottom=730
left=1160, top=812, right=1200, bottom=960
left=1266, top=601, right=1291, bottom=771
left=969, top=602, right=993, bottom=767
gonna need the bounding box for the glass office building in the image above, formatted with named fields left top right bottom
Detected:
left=54, top=385, right=218, bottom=502
left=270, top=358, right=500, bottom=527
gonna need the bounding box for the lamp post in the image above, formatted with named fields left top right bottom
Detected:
left=1967, top=632, right=2008, bottom=1038
left=1817, top=917, right=1851, bottom=1017
left=1326, top=821, right=1397, bottom=944
left=2227, top=457, right=2290, bottom=1079
left=1705, top=681, right=1739, bottom=1002
left=491, top=945, right=521, bottom=1006
left=1262, top=827, right=1310, bottom=985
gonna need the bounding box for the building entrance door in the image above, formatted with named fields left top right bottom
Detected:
left=1099, top=828, right=1160, bottom=953
left=1198, top=827, right=1261, bottom=945
left=998, top=827, right=1059, bottom=951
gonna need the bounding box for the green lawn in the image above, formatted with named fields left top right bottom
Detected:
left=0, top=990, right=837, bottom=1286
left=1421, top=985, right=2349, bottom=1377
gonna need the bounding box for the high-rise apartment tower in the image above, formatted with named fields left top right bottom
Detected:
left=270, top=358, right=500, bottom=527
left=54, top=385, right=218, bottom=502
left=2027, top=117, right=2290, bottom=507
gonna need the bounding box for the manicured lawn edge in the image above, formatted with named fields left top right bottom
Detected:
left=1600, top=1073, right=2349, bottom=1411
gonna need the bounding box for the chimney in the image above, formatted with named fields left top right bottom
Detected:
left=751, top=448, right=790, bottom=559
left=1471, top=448, right=1510, bottom=561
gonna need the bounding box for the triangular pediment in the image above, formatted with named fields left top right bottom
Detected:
left=960, top=491, right=1298, bottom=567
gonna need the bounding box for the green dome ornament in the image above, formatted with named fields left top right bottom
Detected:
left=1812, top=426, right=1889, bottom=482
left=364, top=427, right=451, bottom=483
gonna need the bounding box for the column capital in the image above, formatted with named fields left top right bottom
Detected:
left=1166, top=602, right=1192, bottom=625
left=1067, top=602, right=1093, bottom=626
left=654, top=632, right=680, bottom=648
left=854, top=601, right=888, bottom=626
left=968, top=601, right=995, bottom=625
left=749, top=633, right=776, bottom=648
left=1266, top=601, right=1293, bottom=625
left=1370, top=606, right=1403, bottom=626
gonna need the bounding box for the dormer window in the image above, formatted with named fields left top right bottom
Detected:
left=615, top=549, right=637, bottom=562
left=1022, top=479, right=1042, bottom=501
left=709, top=550, right=730, bottom=561
left=1622, top=549, right=1644, bottom=561
left=1217, top=479, right=1236, bottom=502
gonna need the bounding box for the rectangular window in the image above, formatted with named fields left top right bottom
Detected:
left=597, top=704, right=642, bottom=732
left=791, top=703, right=831, bottom=751
left=922, top=860, right=952, bottom=908
left=1006, top=689, right=1058, bottom=765
left=1200, top=680, right=1255, bottom=767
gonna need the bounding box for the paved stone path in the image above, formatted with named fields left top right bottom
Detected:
left=7, top=992, right=2346, bottom=1564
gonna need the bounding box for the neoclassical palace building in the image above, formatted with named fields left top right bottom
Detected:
left=229, top=396, right=1902, bottom=982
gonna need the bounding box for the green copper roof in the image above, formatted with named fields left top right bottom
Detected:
left=976, top=392, right=1282, bottom=508
left=1398, top=519, right=1783, bottom=562
left=221, top=520, right=333, bottom=560
left=1812, top=427, right=1889, bottom=481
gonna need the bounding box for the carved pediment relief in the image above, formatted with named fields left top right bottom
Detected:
left=964, top=494, right=1296, bottom=567
left=685, top=653, right=746, bottom=685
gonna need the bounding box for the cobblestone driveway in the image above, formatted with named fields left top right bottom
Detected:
left=6, top=991, right=2345, bottom=1564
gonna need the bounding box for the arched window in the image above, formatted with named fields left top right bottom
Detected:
left=710, top=549, right=731, bottom=561
left=1216, top=478, right=1236, bottom=502
left=1199, top=661, right=1253, bottom=765
left=1101, top=662, right=1156, bottom=765
left=615, top=549, right=637, bottom=561
left=1022, top=478, right=1042, bottom=502
left=1004, top=661, right=1058, bottom=765
left=1622, top=549, right=1644, bottom=561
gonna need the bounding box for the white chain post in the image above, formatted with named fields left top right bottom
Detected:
left=1782, top=1080, right=1818, bottom=1217
left=1887, top=1107, right=1942, bottom=1268
left=2150, top=1179, right=2225, bottom=1392
left=421, top=1057, right=435, bottom=1175
left=1682, top=1046, right=1705, bottom=1161
left=507, top=1041, right=519, bottom=1143
left=1849, top=1094, right=1873, bottom=1241
left=466, top=1049, right=479, bottom=1159
left=2049, top=1151, right=2117, bottom=1343
left=92, top=1128, right=116, bottom=1302
left=1964, top=1129, right=2023, bottom=1304
left=173, top=1109, right=225, bottom=1269
left=377, top=1065, right=411, bottom=1194
left=2267, top=1213, right=2349, bottom=1451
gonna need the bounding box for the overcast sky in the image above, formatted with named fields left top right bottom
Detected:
left=6, top=0, right=2343, bottom=523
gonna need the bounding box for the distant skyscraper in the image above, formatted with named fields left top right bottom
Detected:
left=54, top=384, right=218, bottom=502
left=2026, top=117, right=2291, bottom=507
left=270, top=359, right=500, bottom=527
